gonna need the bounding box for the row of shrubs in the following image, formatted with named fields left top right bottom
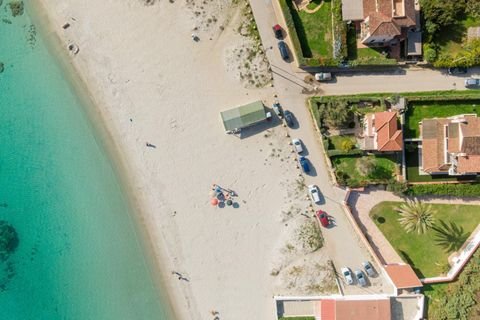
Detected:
left=407, top=183, right=480, bottom=197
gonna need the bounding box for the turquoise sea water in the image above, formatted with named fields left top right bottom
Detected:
left=0, top=4, right=171, bottom=320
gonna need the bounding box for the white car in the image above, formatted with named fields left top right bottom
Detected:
left=465, top=78, right=480, bottom=88
left=314, top=72, right=332, bottom=81
left=308, top=185, right=320, bottom=203
left=341, top=267, right=354, bottom=285
left=292, top=138, right=303, bottom=153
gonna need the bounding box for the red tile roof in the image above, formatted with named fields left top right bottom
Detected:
left=374, top=111, right=403, bottom=151
left=385, top=264, right=422, bottom=289
left=362, top=0, right=416, bottom=38
left=321, top=299, right=336, bottom=320
left=335, top=299, right=391, bottom=320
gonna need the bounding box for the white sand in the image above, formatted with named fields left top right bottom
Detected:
left=32, top=0, right=333, bottom=319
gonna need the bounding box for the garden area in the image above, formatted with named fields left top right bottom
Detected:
left=421, top=0, right=480, bottom=67
left=332, top=155, right=398, bottom=187
left=278, top=0, right=346, bottom=66
left=292, top=0, right=333, bottom=59
left=404, top=99, right=480, bottom=138
left=424, top=250, right=480, bottom=320
left=370, top=201, right=480, bottom=278
left=346, top=25, right=397, bottom=66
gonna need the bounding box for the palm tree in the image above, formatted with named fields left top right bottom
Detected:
left=395, top=199, right=435, bottom=234
left=433, top=220, right=468, bottom=253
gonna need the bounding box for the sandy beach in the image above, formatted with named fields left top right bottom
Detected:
left=30, top=0, right=337, bottom=319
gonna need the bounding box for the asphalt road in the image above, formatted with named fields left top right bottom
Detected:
left=248, top=0, right=479, bottom=295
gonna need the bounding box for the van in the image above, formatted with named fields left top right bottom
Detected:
left=278, top=41, right=289, bottom=61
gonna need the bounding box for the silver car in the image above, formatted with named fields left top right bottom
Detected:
left=362, top=261, right=376, bottom=277
left=355, top=269, right=367, bottom=287
left=314, top=72, right=332, bottom=81
left=465, top=78, right=480, bottom=88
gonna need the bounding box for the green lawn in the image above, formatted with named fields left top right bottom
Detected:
left=371, top=201, right=480, bottom=277
left=405, top=144, right=475, bottom=183
left=435, top=14, right=480, bottom=56
left=405, top=100, right=480, bottom=138
left=290, top=0, right=333, bottom=58
left=306, top=0, right=322, bottom=10
left=327, top=135, right=356, bottom=150
left=332, top=155, right=397, bottom=187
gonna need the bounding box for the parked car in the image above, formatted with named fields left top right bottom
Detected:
left=362, top=261, right=376, bottom=277
left=355, top=269, right=367, bottom=287
left=314, top=72, right=332, bottom=81
left=341, top=267, right=353, bottom=285
left=272, top=101, right=283, bottom=118
left=292, top=138, right=303, bottom=153
left=316, top=210, right=329, bottom=227
left=283, top=110, right=294, bottom=127
left=278, top=41, right=290, bottom=61
left=465, top=78, right=480, bottom=88
left=448, top=67, right=468, bottom=75
left=308, top=184, right=320, bottom=203
left=273, top=24, right=283, bottom=40
left=299, top=156, right=310, bottom=173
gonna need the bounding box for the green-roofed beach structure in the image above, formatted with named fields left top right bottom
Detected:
left=220, top=100, right=267, bottom=132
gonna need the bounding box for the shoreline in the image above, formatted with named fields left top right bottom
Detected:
left=27, top=1, right=181, bottom=319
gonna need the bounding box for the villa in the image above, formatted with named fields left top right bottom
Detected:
left=341, top=0, right=422, bottom=58
left=420, top=114, right=480, bottom=175
left=361, top=111, right=403, bottom=152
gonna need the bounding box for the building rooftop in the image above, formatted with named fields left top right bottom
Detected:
left=341, top=0, right=364, bottom=21
left=385, top=264, right=422, bottom=289
left=220, top=100, right=266, bottom=131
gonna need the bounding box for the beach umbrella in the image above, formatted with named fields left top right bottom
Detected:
left=211, top=198, right=219, bottom=206
left=226, top=199, right=233, bottom=206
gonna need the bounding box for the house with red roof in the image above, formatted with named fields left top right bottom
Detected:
left=420, top=114, right=480, bottom=175
left=341, top=0, right=421, bottom=57
left=361, top=111, right=403, bottom=152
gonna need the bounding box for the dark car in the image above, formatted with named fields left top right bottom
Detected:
left=299, top=156, right=310, bottom=173
left=278, top=41, right=289, bottom=61
left=448, top=67, right=468, bottom=75
left=283, top=110, right=294, bottom=127
left=273, top=24, right=283, bottom=40
left=316, top=210, right=329, bottom=227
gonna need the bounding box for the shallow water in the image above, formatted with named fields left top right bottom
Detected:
left=0, top=4, right=170, bottom=319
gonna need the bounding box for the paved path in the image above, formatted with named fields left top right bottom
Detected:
left=348, top=187, right=480, bottom=265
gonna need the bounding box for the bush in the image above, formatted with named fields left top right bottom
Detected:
left=428, top=250, right=480, bottom=320
left=340, top=139, right=354, bottom=151
left=8, top=1, right=24, bottom=17
left=423, top=44, right=438, bottom=63
left=386, top=181, right=409, bottom=196
left=408, top=183, right=480, bottom=197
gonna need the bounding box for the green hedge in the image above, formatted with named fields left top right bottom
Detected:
left=408, top=183, right=480, bottom=197
left=349, top=56, right=398, bottom=66
left=277, top=0, right=305, bottom=65
left=327, top=149, right=363, bottom=157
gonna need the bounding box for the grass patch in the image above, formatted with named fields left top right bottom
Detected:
left=371, top=201, right=480, bottom=277
left=290, top=0, right=333, bottom=58
left=306, top=0, right=322, bottom=10
left=435, top=14, right=480, bottom=56
left=332, top=155, right=397, bottom=187
left=405, top=100, right=480, bottom=138
left=327, top=135, right=356, bottom=150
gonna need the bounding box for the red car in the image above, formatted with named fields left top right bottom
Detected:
left=273, top=24, right=283, bottom=40
left=316, top=210, right=329, bottom=227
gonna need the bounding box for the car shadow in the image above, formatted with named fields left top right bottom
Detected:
left=304, top=159, right=317, bottom=177
left=299, top=142, right=310, bottom=156
left=239, top=108, right=283, bottom=139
